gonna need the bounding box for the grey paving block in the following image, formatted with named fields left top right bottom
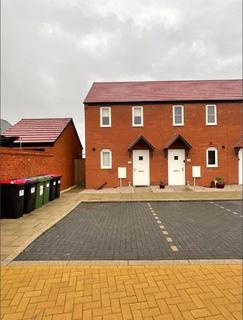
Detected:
left=15, top=201, right=242, bottom=261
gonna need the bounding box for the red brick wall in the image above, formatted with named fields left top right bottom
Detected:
left=85, top=102, right=243, bottom=188
left=0, top=148, right=54, bottom=180
left=0, top=122, right=83, bottom=190
left=50, top=122, right=83, bottom=190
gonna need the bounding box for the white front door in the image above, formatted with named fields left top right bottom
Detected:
left=239, top=148, right=243, bottom=185
left=133, top=150, right=150, bottom=186
left=168, top=149, right=185, bottom=185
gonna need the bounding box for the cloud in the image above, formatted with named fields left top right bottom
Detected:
left=1, top=0, right=242, bottom=147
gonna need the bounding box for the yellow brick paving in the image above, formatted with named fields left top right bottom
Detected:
left=1, top=264, right=242, bottom=320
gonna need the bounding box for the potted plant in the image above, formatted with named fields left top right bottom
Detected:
left=159, top=181, right=165, bottom=189
left=215, top=176, right=225, bottom=189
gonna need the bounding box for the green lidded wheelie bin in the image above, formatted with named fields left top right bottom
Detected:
left=33, top=175, right=52, bottom=207
left=32, top=176, right=46, bottom=209
left=0, top=179, right=26, bottom=219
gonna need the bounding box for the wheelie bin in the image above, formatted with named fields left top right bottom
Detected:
left=0, top=179, right=26, bottom=219
left=33, top=176, right=46, bottom=209
left=42, top=175, right=51, bottom=205
left=49, top=174, right=62, bottom=200
left=23, top=177, right=38, bottom=213
left=49, top=176, right=57, bottom=201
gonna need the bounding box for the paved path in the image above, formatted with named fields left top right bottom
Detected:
left=0, top=188, right=83, bottom=263
left=77, top=191, right=242, bottom=202
left=1, top=264, right=242, bottom=320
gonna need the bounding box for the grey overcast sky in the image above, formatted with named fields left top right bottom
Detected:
left=1, top=0, right=242, bottom=146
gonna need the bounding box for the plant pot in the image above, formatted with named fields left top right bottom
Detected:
left=159, top=183, right=165, bottom=189
left=216, top=182, right=225, bottom=189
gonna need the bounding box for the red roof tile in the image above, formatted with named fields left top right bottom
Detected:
left=84, top=79, right=243, bottom=104
left=3, top=118, right=72, bottom=143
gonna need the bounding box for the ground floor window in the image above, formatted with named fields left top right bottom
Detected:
left=101, top=149, right=112, bottom=169
left=206, top=147, right=218, bottom=167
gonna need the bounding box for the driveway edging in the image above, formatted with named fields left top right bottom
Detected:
left=79, top=198, right=242, bottom=203
left=8, top=259, right=243, bottom=265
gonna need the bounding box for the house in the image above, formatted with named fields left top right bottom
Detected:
left=2, top=118, right=83, bottom=190
left=84, top=79, right=243, bottom=188
left=0, top=119, right=12, bottom=134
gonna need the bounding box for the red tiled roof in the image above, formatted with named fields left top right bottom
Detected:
left=84, top=79, right=243, bottom=103
left=3, top=118, right=72, bottom=143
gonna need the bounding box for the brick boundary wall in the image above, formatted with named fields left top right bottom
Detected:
left=0, top=147, right=54, bottom=181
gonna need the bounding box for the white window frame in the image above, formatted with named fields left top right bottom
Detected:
left=100, top=149, right=112, bottom=169
left=206, top=104, right=217, bottom=125
left=173, top=105, right=184, bottom=126
left=100, top=107, right=111, bottom=127
left=206, top=147, right=218, bottom=167
left=132, top=106, right=143, bottom=127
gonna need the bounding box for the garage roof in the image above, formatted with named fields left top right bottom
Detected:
left=3, top=118, right=72, bottom=144
left=84, top=79, right=242, bottom=104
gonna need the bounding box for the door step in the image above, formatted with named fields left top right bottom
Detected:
left=135, top=186, right=152, bottom=193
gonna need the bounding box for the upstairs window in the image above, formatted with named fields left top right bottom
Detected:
left=206, top=105, right=217, bottom=125
left=132, top=106, right=143, bottom=127
left=101, top=149, right=112, bottom=169
left=173, top=105, right=184, bottom=126
left=206, top=147, right=218, bottom=167
left=100, top=107, right=111, bottom=127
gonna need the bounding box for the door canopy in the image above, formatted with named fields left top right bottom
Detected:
left=128, top=135, right=155, bottom=151
left=163, top=134, right=192, bottom=157
left=233, top=136, right=243, bottom=155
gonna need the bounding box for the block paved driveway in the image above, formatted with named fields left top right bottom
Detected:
left=15, top=201, right=242, bottom=261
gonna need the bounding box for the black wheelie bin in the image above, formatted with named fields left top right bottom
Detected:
left=23, top=177, right=38, bottom=213
left=49, top=174, right=62, bottom=200
left=0, top=179, right=26, bottom=219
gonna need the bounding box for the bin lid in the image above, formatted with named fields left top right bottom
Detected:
left=32, top=175, right=50, bottom=182
left=22, top=177, right=38, bottom=183
left=48, top=173, right=62, bottom=178
left=42, top=175, right=53, bottom=181
left=0, top=179, right=26, bottom=185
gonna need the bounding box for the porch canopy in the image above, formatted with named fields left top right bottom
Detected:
left=128, top=135, right=155, bottom=152
left=233, top=136, right=243, bottom=155
left=163, top=134, right=192, bottom=157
